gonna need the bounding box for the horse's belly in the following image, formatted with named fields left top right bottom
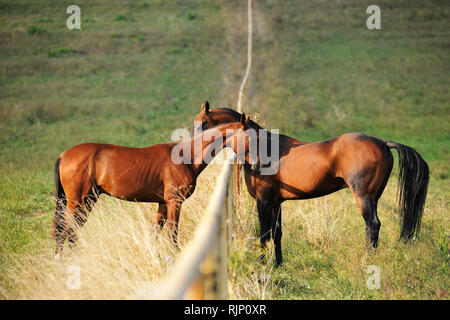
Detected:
left=95, top=150, right=165, bottom=201
left=99, top=173, right=164, bottom=202
left=120, top=191, right=164, bottom=203
left=101, top=186, right=164, bottom=204
left=279, top=175, right=347, bottom=200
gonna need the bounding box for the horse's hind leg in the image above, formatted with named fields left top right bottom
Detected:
left=348, top=183, right=381, bottom=249
left=68, top=192, right=97, bottom=249
left=347, top=160, right=391, bottom=250
left=54, top=197, right=81, bottom=260
left=53, top=204, right=66, bottom=261
left=360, top=197, right=381, bottom=249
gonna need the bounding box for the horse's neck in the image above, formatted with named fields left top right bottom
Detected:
left=242, top=116, right=307, bottom=144
left=188, top=128, right=231, bottom=176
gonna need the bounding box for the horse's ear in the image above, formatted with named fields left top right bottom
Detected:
left=202, top=101, right=210, bottom=114
left=240, top=112, right=246, bottom=125
left=243, top=113, right=251, bottom=128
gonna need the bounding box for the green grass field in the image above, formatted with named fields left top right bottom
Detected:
left=0, top=0, right=448, bottom=299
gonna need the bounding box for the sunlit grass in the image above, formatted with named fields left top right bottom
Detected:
left=229, top=179, right=449, bottom=300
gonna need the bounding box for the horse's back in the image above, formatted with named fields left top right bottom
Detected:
left=59, top=142, right=102, bottom=159
left=60, top=142, right=172, bottom=162
left=274, top=138, right=342, bottom=199
left=58, top=142, right=173, bottom=201
left=59, top=143, right=137, bottom=174
left=275, top=133, right=392, bottom=200
left=58, top=143, right=106, bottom=177
left=335, top=132, right=391, bottom=164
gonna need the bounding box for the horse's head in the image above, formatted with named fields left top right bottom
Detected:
left=224, top=112, right=255, bottom=163
left=193, top=101, right=263, bottom=172
left=193, top=101, right=248, bottom=136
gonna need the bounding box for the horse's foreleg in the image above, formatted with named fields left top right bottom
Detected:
left=257, top=198, right=272, bottom=262
left=155, top=203, right=167, bottom=229
left=165, top=201, right=181, bottom=247
left=271, top=202, right=283, bottom=266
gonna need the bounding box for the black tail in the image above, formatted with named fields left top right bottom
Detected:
left=52, top=158, right=66, bottom=238
left=386, top=141, right=429, bottom=241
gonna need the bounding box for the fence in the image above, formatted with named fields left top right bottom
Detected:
left=151, top=0, right=253, bottom=300
left=154, top=154, right=236, bottom=299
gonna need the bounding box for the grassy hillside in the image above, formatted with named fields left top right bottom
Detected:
left=0, top=0, right=448, bottom=299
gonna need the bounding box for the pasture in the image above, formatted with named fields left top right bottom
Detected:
left=0, top=0, right=448, bottom=299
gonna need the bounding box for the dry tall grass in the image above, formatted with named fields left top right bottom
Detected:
left=297, top=197, right=348, bottom=250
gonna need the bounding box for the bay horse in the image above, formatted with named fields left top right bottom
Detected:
left=194, top=102, right=429, bottom=266
left=52, top=113, right=252, bottom=260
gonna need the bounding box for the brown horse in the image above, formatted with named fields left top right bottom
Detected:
left=194, top=102, right=429, bottom=266
left=52, top=112, right=252, bottom=259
